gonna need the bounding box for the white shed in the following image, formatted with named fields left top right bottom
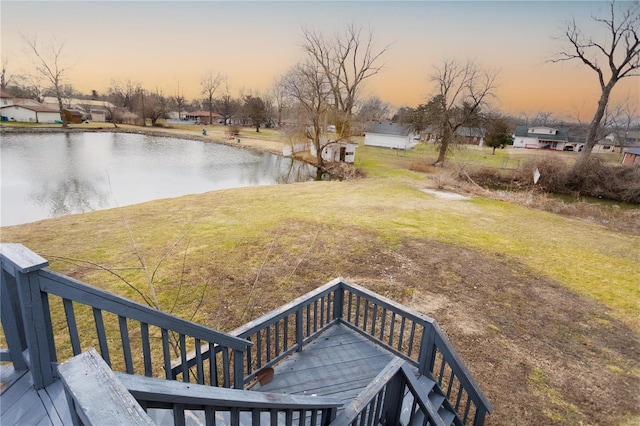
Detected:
left=364, top=122, right=419, bottom=149
left=0, top=103, right=61, bottom=123
left=310, top=141, right=357, bottom=163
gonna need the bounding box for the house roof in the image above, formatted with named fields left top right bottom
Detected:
left=624, top=148, right=640, bottom=155
left=42, top=96, right=116, bottom=109
left=366, top=122, right=414, bottom=137
left=1, top=89, right=15, bottom=99
left=514, top=125, right=569, bottom=142
left=1, top=102, right=59, bottom=113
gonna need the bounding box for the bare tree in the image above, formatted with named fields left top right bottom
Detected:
left=301, top=24, right=390, bottom=139
left=428, top=59, right=498, bottom=165
left=108, top=79, right=142, bottom=112
left=213, top=83, right=241, bottom=126
left=12, top=74, right=46, bottom=103
left=270, top=76, right=289, bottom=128
left=551, top=0, right=640, bottom=169
left=519, top=110, right=557, bottom=126
left=608, top=95, right=639, bottom=155
left=23, top=35, right=73, bottom=128
left=281, top=60, right=332, bottom=166
left=200, top=71, right=224, bottom=124
left=172, top=80, right=186, bottom=120
left=145, top=89, right=169, bottom=126
left=354, top=96, right=391, bottom=133
left=1, top=56, right=15, bottom=90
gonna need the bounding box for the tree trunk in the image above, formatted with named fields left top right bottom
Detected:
left=314, top=124, right=324, bottom=167
left=574, top=82, right=614, bottom=171
left=434, top=123, right=452, bottom=166
left=56, top=94, right=68, bottom=128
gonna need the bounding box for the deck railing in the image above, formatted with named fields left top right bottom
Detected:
left=59, top=348, right=341, bottom=426
left=178, top=278, right=492, bottom=425
left=0, top=243, right=251, bottom=390
left=331, top=357, right=445, bottom=426
left=175, top=279, right=341, bottom=383
left=339, top=282, right=492, bottom=425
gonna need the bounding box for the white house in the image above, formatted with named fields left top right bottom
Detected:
left=0, top=102, right=61, bottom=123
left=364, top=122, right=419, bottom=149
left=512, top=126, right=583, bottom=151
left=1, top=89, right=15, bottom=108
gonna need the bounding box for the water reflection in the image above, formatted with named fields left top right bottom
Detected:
left=1, top=132, right=320, bottom=226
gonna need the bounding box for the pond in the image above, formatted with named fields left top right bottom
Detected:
left=1, top=132, right=321, bottom=226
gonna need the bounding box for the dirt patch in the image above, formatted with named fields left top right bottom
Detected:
left=192, top=220, right=639, bottom=426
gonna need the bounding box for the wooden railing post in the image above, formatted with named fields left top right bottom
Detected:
left=418, top=321, right=437, bottom=376
left=332, top=284, right=344, bottom=321
left=0, top=243, right=55, bottom=389
left=295, top=308, right=304, bottom=352
left=1, top=268, right=27, bottom=370
left=381, top=370, right=404, bottom=425
left=233, top=349, right=245, bottom=389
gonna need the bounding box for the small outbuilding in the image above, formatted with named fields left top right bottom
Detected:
left=364, top=122, right=419, bottom=149
left=622, top=148, right=640, bottom=166
left=0, top=102, right=61, bottom=123
left=310, top=141, right=357, bottom=163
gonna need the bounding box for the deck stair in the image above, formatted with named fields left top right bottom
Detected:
left=401, top=375, right=458, bottom=426
left=0, top=243, right=491, bottom=426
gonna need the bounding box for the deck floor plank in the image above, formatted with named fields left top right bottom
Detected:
left=256, top=323, right=394, bottom=408
left=0, top=369, right=70, bottom=426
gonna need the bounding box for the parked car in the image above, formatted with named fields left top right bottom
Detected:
left=564, top=146, right=574, bottom=151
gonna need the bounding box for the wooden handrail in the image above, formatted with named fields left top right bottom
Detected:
left=331, top=357, right=446, bottom=426
left=1, top=243, right=251, bottom=390
left=38, top=269, right=250, bottom=351
left=58, top=348, right=155, bottom=426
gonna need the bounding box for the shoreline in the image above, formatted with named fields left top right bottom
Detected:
left=0, top=124, right=361, bottom=180
left=0, top=124, right=286, bottom=156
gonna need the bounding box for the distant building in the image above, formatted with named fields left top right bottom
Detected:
left=456, top=127, right=485, bottom=146
left=364, top=122, right=419, bottom=149
left=512, top=126, right=584, bottom=151
left=185, top=110, right=223, bottom=124
left=0, top=102, right=61, bottom=123
left=310, top=140, right=357, bottom=163
left=622, top=148, right=640, bottom=166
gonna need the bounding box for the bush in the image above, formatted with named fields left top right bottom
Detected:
left=517, top=157, right=569, bottom=194
left=465, top=157, right=640, bottom=204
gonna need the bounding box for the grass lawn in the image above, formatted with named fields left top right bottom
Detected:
left=1, top=124, right=638, bottom=425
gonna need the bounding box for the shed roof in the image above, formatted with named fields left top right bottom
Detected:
left=367, top=122, right=413, bottom=136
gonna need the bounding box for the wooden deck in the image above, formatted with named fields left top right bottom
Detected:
left=0, top=365, right=72, bottom=425
left=256, top=323, right=395, bottom=406
left=0, top=324, right=394, bottom=425
left=0, top=244, right=492, bottom=425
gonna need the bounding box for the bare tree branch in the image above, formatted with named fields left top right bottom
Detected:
left=550, top=1, right=640, bottom=169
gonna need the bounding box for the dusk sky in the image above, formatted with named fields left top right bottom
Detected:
left=2, top=1, right=638, bottom=120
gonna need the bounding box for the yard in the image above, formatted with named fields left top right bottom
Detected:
left=1, top=124, right=638, bottom=425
